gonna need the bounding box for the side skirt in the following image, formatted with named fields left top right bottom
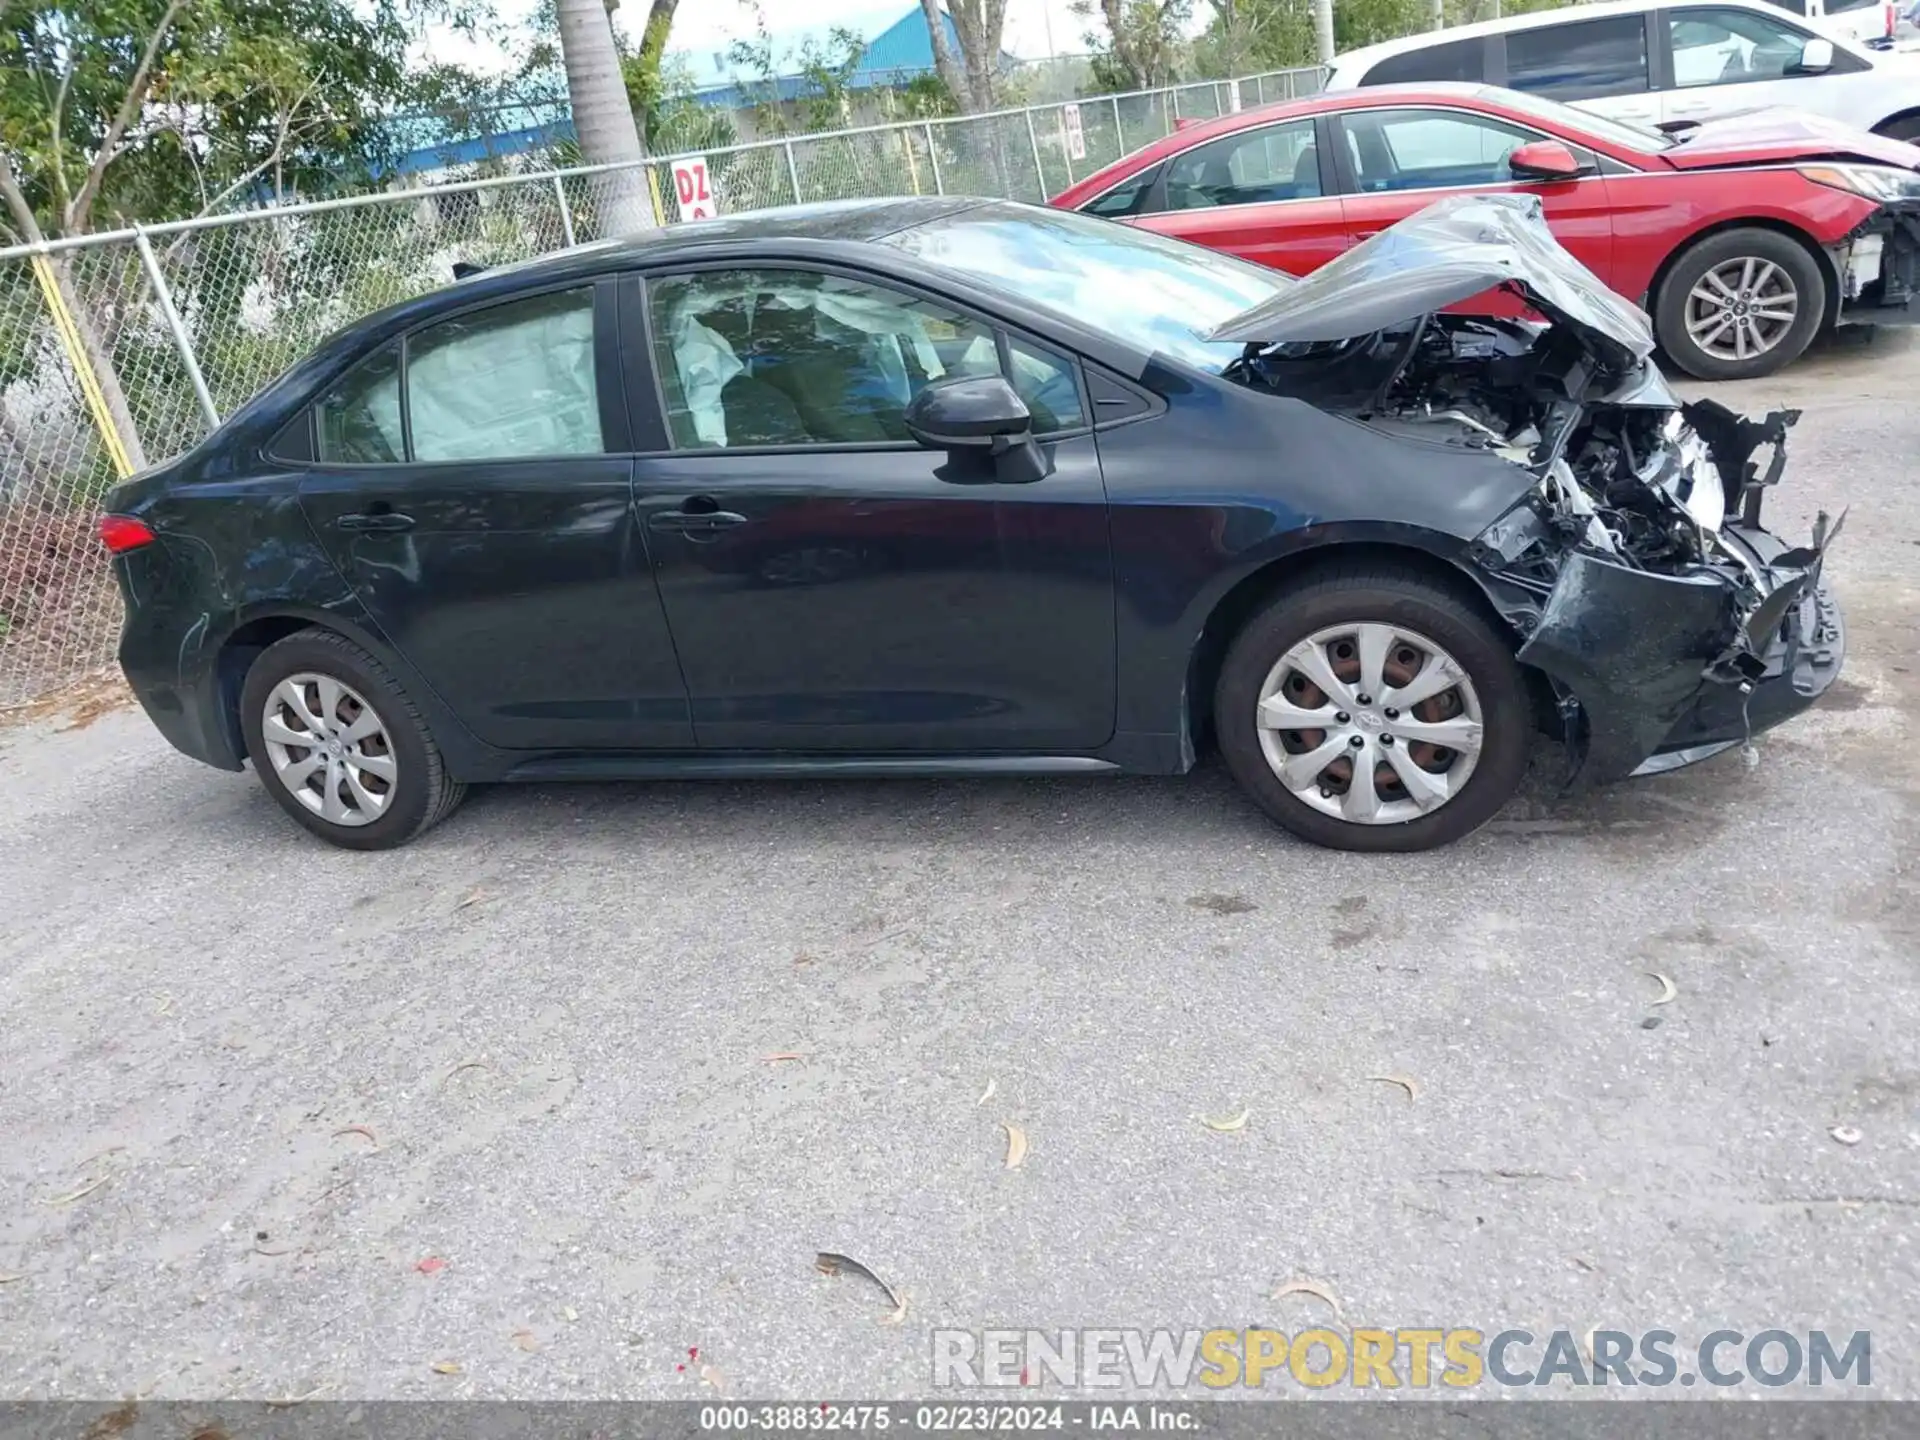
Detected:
left=501, top=754, right=1124, bottom=783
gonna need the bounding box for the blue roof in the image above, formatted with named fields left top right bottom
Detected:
left=692, top=5, right=1013, bottom=109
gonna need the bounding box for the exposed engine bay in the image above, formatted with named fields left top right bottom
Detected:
left=1206, top=194, right=1844, bottom=783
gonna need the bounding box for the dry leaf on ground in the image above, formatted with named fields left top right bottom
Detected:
left=1644, top=971, right=1678, bottom=1005
left=430, top=1361, right=462, bottom=1375
left=759, top=1052, right=805, bottom=1063
left=816, top=1251, right=907, bottom=1323
left=38, top=1175, right=111, bottom=1207
left=331, top=1125, right=378, bottom=1146
left=1367, top=1074, right=1421, bottom=1103
left=1270, top=1278, right=1345, bottom=1322
left=1198, top=1109, right=1251, bottom=1133
left=976, top=1077, right=996, bottom=1107
left=1002, top=1122, right=1029, bottom=1168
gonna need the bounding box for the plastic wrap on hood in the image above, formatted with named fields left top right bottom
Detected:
left=1207, top=194, right=1656, bottom=371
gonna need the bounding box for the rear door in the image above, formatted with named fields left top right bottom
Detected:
left=628, top=265, right=1116, bottom=754
left=1127, top=116, right=1352, bottom=277
left=1332, top=105, right=1618, bottom=284
left=295, top=280, right=694, bottom=752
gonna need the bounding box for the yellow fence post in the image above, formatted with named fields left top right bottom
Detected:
left=29, top=250, right=134, bottom=479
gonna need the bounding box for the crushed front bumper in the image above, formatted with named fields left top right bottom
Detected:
left=1832, top=199, right=1920, bottom=326
left=1514, top=520, right=1844, bottom=786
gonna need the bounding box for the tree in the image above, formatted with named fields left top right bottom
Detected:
left=1073, top=0, right=1192, bottom=92
left=554, top=0, right=662, bottom=233
left=916, top=0, right=1006, bottom=114
left=0, top=0, right=457, bottom=470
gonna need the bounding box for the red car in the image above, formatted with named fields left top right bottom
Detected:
left=1051, top=82, right=1920, bottom=379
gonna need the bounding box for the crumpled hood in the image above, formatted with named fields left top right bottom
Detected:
left=1659, top=105, right=1920, bottom=171
left=1208, top=193, right=1656, bottom=372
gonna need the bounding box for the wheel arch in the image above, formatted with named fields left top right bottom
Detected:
left=1182, top=539, right=1529, bottom=753
left=1644, top=217, right=1840, bottom=334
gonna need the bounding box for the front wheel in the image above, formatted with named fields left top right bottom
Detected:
left=1214, top=566, right=1531, bottom=852
left=1654, top=228, right=1824, bottom=380
left=240, top=629, right=465, bottom=850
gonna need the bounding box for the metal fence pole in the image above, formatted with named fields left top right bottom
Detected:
left=783, top=140, right=803, bottom=204
left=552, top=175, right=577, bottom=246
left=133, top=227, right=217, bottom=430
left=1112, top=94, right=1124, bottom=154
left=1024, top=109, right=1046, bottom=201
left=924, top=122, right=943, bottom=194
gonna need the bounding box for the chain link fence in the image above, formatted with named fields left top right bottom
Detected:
left=0, top=65, right=1323, bottom=709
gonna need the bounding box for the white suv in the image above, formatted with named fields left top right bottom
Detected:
left=1325, top=0, right=1920, bottom=139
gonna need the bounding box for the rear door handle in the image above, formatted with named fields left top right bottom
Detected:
left=649, top=508, right=748, bottom=533
left=336, top=511, right=414, bottom=532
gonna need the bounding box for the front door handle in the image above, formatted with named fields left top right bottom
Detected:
left=336, top=510, right=414, bottom=532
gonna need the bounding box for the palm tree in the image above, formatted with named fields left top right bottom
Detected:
left=555, top=0, right=655, bottom=234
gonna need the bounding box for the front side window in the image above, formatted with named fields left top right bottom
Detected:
left=646, top=269, right=1084, bottom=451
left=315, top=345, right=402, bottom=465
left=1162, top=119, right=1321, bottom=211
left=1669, top=7, right=1821, bottom=86
left=1504, top=16, right=1650, bottom=99
left=1342, top=110, right=1537, bottom=193
left=1362, top=37, right=1487, bottom=85
left=406, top=288, right=602, bottom=462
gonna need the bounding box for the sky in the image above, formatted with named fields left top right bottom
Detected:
left=422, top=0, right=1104, bottom=84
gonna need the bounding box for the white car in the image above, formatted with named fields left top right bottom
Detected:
left=1325, top=0, right=1920, bottom=139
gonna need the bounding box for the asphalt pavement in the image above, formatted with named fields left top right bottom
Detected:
left=1, top=329, right=1917, bottom=1403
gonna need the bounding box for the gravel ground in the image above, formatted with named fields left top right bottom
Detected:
left=1, top=330, right=1917, bottom=1405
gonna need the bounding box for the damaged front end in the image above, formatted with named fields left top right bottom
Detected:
left=1211, top=194, right=1845, bottom=784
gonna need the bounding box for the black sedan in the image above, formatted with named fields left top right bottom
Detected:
left=101, top=195, right=1844, bottom=852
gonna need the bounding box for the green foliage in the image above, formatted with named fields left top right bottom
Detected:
left=725, top=5, right=870, bottom=138
left=0, top=0, right=479, bottom=238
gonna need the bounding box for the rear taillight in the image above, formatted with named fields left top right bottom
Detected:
left=99, top=514, right=155, bottom=554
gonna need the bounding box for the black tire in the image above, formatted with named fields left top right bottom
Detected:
left=239, top=629, right=465, bottom=850
left=1873, top=115, right=1920, bottom=143
left=1214, top=564, right=1530, bottom=853
left=1654, top=227, right=1825, bottom=381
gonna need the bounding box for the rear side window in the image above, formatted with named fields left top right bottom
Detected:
left=1081, top=164, right=1158, bottom=217
left=1504, top=16, right=1650, bottom=98
left=1362, top=37, right=1487, bottom=85
left=1162, top=119, right=1321, bottom=210
left=308, top=287, right=603, bottom=465
left=315, top=346, right=402, bottom=465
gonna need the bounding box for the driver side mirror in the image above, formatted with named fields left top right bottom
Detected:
left=904, top=375, right=1050, bottom=483
left=1792, top=36, right=1834, bottom=74
left=1507, top=140, right=1589, bottom=182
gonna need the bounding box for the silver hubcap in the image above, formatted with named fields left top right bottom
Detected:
left=261, top=673, right=397, bottom=827
left=1256, top=623, right=1485, bottom=826
left=1685, top=257, right=1798, bottom=363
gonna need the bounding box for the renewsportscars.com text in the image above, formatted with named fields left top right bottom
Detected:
left=931, top=1327, right=1871, bottom=1391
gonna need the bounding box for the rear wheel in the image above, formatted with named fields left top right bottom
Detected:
left=1654, top=228, right=1824, bottom=380
left=240, top=630, right=464, bottom=849
left=1214, top=566, right=1530, bottom=852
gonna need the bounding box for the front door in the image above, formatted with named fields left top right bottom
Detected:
left=631, top=266, right=1115, bottom=753
left=297, top=280, right=693, bottom=752
left=1333, top=106, right=1618, bottom=286
left=1130, top=115, right=1352, bottom=277
left=1658, top=5, right=1870, bottom=127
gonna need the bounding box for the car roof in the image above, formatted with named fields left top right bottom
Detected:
left=1328, top=0, right=1851, bottom=73
left=1052, top=82, right=1596, bottom=204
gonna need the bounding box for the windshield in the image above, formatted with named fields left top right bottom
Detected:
left=1476, top=85, right=1675, bottom=153
left=875, top=203, right=1291, bottom=372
